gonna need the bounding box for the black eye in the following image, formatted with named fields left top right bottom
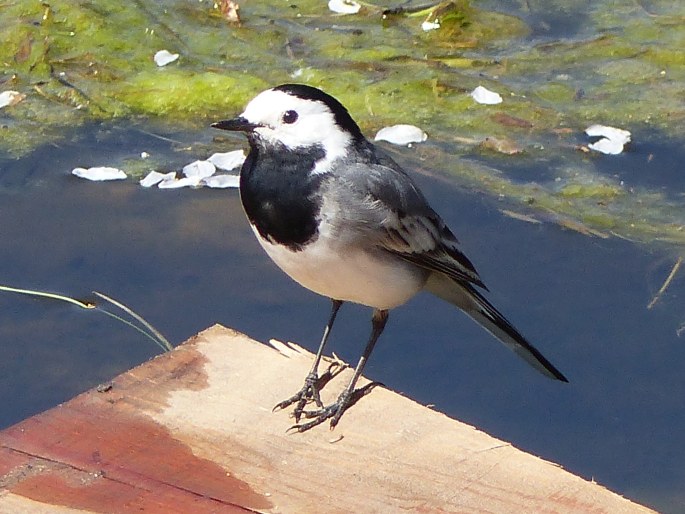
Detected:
left=282, top=110, right=298, bottom=124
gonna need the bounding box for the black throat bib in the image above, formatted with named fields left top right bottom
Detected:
left=240, top=140, right=326, bottom=251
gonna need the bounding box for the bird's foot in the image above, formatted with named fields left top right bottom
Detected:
left=273, top=361, right=346, bottom=422
left=288, top=381, right=381, bottom=433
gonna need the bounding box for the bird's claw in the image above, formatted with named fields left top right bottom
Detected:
left=288, top=381, right=382, bottom=433
left=273, top=361, right=347, bottom=422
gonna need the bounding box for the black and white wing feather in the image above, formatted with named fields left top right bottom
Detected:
left=331, top=154, right=486, bottom=289
left=327, top=149, right=567, bottom=382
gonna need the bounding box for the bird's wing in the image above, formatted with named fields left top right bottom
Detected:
left=328, top=151, right=567, bottom=382
left=332, top=154, right=486, bottom=289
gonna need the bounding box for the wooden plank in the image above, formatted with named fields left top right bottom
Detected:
left=0, top=325, right=654, bottom=513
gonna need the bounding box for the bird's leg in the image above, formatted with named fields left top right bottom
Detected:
left=292, top=309, right=389, bottom=433
left=274, top=299, right=344, bottom=421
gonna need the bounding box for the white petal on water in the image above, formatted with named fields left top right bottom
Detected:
left=140, top=170, right=175, bottom=188
left=585, top=124, right=631, bottom=144
left=206, top=150, right=245, bottom=171
left=182, top=160, right=216, bottom=179
left=158, top=175, right=202, bottom=189
left=585, top=124, right=631, bottom=155
left=328, top=0, right=361, bottom=14
left=154, top=50, right=179, bottom=67
left=422, top=20, right=440, bottom=31
left=585, top=124, right=632, bottom=144
left=588, top=138, right=625, bottom=155
left=201, top=174, right=240, bottom=189
left=470, top=85, right=503, bottom=105
left=374, top=124, right=428, bottom=146
left=0, top=90, right=25, bottom=108
left=72, top=166, right=127, bottom=181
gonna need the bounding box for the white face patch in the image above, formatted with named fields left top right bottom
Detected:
left=240, top=89, right=352, bottom=174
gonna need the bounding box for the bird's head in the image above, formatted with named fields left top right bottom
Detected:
left=212, top=84, right=365, bottom=163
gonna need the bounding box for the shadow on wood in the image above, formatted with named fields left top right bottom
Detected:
left=0, top=325, right=654, bottom=513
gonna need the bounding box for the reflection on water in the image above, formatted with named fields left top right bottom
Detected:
left=0, top=125, right=683, bottom=512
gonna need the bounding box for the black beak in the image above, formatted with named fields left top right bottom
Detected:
left=211, top=116, right=258, bottom=132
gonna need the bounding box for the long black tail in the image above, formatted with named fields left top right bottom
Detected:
left=425, top=274, right=568, bottom=382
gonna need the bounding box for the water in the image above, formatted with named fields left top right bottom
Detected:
left=1, top=124, right=683, bottom=512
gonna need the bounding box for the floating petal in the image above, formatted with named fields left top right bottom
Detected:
left=328, top=0, right=361, bottom=14
left=422, top=20, right=441, bottom=31
left=585, top=125, right=631, bottom=155
left=585, top=125, right=631, bottom=144
left=207, top=150, right=245, bottom=171
left=201, top=174, right=240, bottom=189
left=374, top=124, right=428, bottom=146
left=182, top=160, right=216, bottom=179
left=140, top=170, right=175, bottom=188
left=72, top=166, right=127, bottom=181
left=588, top=138, right=625, bottom=155
left=471, top=86, right=503, bottom=105
left=158, top=176, right=201, bottom=189
left=154, top=50, right=179, bottom=67
left=0, top=90, right=25, bottom=108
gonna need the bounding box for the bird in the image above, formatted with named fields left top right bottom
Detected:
left=212, top=83, right=567, bottom=432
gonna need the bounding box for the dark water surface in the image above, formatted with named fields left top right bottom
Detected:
left=1, top=124, right=683, bottom=512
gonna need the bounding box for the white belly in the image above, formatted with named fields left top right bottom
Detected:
left=253, top=226, right=427, bottom=310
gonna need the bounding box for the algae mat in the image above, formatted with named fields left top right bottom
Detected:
left=1, top=0, right=684, bottom=248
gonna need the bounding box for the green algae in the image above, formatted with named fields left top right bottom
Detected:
left=116, top=70, right=267, bottom=118
left=0, top=0, right=684, bottom=252
left=557, top=181, right=624, bottom=200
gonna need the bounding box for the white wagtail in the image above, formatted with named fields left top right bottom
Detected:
left=213, top=84, right=567, bottom=432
